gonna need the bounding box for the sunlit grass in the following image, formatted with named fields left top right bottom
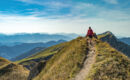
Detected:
left=86, top=41, right=130, bottom=80
left=33, top=37, right=89, bottom=80
left=16, top=42, right=66, bottom=64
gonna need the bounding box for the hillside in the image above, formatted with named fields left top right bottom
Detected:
left=0, top=63, right=29, bottom=80
left=32, top=37, right=89, bottom=80
left=11, top=47, right=45, bottom=61
left=0, top=42, right=46, bottom=60
left=86, top=40, right=130, bottom=80
left=98, top=31, right=130, bottom=57
left=0, top=57, right=10, bottom=67
left=0, top=57, right=29, bottom=80
left=24, top=36, right=130, bottom=80
left=16, top=42, right=66, bottom=70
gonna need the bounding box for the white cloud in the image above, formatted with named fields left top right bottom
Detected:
left=0, top=13, right=130, bottom=37
left=97, top=10, right=130, bottom=21
left=68, top=2, right=130, bottom=21
left=69, top=3, right=101, bottom=17
left=103, top=0, right=118, bottom=4
left=1, top=1, right=130, bottom=36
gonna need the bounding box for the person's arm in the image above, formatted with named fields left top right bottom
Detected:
left=86, top=30, right=89, bottom=37
left=91, top=30, right=94, bottom=35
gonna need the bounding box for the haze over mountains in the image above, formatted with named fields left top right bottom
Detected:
left=119, top=38, right=130, bottom=45
left=0, top=40, right=66, bottom=60
left=0, top=32, right=129, bottom=60
left=11, top=40, right=66, bottom=61
left=0, top=33, right=78, bottom=60
left=0, top=32, right=129, bottom=45
left=0, top=33, right=78, bottom=44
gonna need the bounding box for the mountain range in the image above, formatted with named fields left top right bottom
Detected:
left=0, top=33, right=78, bottom=44
left=119, top=37, right=130, bottom=45
left=0, top=31, right=130, bottom=80
left=0, top=40, right=66, bottom=60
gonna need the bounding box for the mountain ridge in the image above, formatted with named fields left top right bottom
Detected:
left=27, top=34, right=130, bottom=80
left=98, top=31, right=130, bottom=57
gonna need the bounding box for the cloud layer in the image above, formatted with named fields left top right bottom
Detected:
left=0, top=0, right=130, bottom=37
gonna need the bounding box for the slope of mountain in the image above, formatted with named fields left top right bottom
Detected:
left=0, top=43, right=46, bottom=60
left=98, top=31, right=130, bottom=57
left=11, top=47, right=45, bottom=61
left=0, top=40, right=66, bottom=60
left=24, top=36, right=130, bottom=80
left=86, top=40, right=130, bottom=80
left=0, top=57, right=10, bottom=67
left=11, top=40, right=66, bottom=61
left=119, top=37, right=130, bottom=45
left=31, top=37, right=89, bottom=80
left=16, top=42, right=66, bottom=70
left=0, top=57, right=29, bottom=80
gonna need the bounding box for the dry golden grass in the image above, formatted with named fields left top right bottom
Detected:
left=33, top=37, right=89, bottom=80
left=86, top=41, right=130, bottom=80
left=0, top=57, right=10, bottom=67
left=0, top=63, right=29, bottom=80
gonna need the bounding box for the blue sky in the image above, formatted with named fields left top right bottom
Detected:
left=0, top=0, right=130, bottom=36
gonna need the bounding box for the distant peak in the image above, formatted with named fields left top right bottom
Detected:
left=103, top=31, right=113, bottom=35
left=98, top=31, right=118, bottom=41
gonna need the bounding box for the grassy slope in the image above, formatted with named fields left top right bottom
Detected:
left=86, top=40, right=130, bottom=80
left=0, top=63, right=29, bottom=80
left=0, top=57, right=10, bottom=69
left=15, top=42, right=66, bottom=70
left=33, top=36, right=130, bottom=80
left=0, top=57, right=10, bottom=64
left=16, top=42, right=66, bottom=64
left=98, top=31, right=130, bottom=57
left=0, top=57, right=29, bottom=80
left=14, top=34, right=130, bottom=80
left=33, top=37, right=88, bottom=80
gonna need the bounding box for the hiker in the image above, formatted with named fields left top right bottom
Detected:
left=86, top=27, right=94, bottom=45
left=86, top=27, right=94, bottom=38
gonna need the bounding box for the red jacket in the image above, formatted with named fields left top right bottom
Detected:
left=87, top=29, right=94, bottom=36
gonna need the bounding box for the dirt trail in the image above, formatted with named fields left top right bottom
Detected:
left=73, top=41, right=96, bottom=80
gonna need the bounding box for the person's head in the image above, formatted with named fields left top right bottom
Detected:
left=89, top=27, right=91, bottom=29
